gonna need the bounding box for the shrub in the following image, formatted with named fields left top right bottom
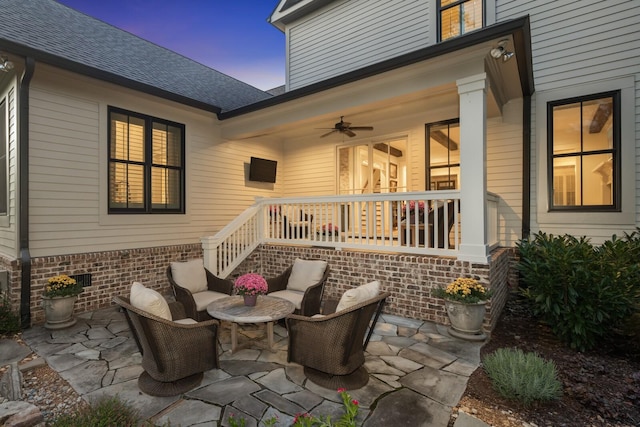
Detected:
left=483, top=348, right=562, bottom=407
left=516, top=231, right=640, bottom=351
left=0, top=295, right=20, bottom=335
left=49, top=395, right=161, bottom=427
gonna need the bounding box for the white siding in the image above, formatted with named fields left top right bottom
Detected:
left=0, top=80, right=18, bottom=258
left=28, top=65, right=285, bottom=257
left=498, top=0, right=640, bottom=242
left=288, top=0, right=431, bottom=90
left=487, top=99, right=523, bottom=246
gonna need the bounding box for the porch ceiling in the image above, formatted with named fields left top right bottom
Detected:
left=220, top=36, right=524, bottom=143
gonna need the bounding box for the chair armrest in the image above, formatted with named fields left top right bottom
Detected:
left=168, top=301, right=187, bottom=320
left=205, top=269, right=234, bottom=295
left=267, top=266, right=292, bottom=293
left=170, top=283, right=200, bottom=320
left=322, top=299, right=339, bottom=315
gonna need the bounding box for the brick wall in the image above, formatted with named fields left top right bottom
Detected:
left=1, top=244, right=202, bottom=326
left=231, top=244, right=516, bottom=331
left=1, top=242, right=516, bottom=331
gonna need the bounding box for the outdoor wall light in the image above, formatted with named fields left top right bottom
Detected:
left=0, top=55, right=15, bottom=72
left=489, top=40, right=514, bottom=62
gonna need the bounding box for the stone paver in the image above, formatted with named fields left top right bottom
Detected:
left=16, top=305, right=484, bottom=427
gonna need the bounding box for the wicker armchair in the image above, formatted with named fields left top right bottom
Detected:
left=167, top=265, right=234, bottom=321
left=286, top=291, right=389, bottom=390
left=113, top=296, right=220, bottom=396
left=267, top=260, right=330, bottom=316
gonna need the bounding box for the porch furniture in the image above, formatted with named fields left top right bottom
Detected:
left=266, top=258, right=330, bottom=316
left=283, top=211, right=314, bottom=238
left=167, top=259, right=234, bottom=321
left=400, top=201, right=456, bottom=248
left=286, top=284, right=389, bottom=389
left=113, top=285, right=219, bottom=397
left=207, top=295, right=295, bottom=353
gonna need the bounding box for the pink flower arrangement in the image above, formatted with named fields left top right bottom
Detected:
left=322, top=223, right=339, bottom=233
left=408, top=200, right=425, bottom=211
left=234, top=273, right=268, bottom=296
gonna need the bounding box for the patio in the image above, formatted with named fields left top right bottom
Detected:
left=17, top=304, right=486, bottom=426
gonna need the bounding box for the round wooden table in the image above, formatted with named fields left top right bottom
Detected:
left=207, top=295, right=295, bottom=353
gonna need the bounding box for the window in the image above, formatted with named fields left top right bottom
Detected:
left=108, top=107, right=185, bottom=214
left=426, top=120, right=459, bottom=190
left=548, top=91, right=620, bottom=211
left=0, top=98, right=6, bottom=215
left=438, top=0, right=483, bottom=41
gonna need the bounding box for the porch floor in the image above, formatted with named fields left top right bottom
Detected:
left=15, top=306, right=486, bottom=426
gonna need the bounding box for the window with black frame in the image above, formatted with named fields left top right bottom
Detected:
left=426, top=119, right=460, bottom=191
left=108, top=107, right=184, bottom=214
left=438, top=0, right=483, bottom=41
left=548, top=91, right=619, bottom=211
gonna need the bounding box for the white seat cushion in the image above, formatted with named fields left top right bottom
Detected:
left=336, top=280, right=380, bottom=312
left=170, top=259, right=208, bottom=294
left=192, top=290, right=228, bottom=311
left=286, top=258, right=327, bottom=292
left=173, top=318, right=198, bottom=325
left=130, top=282, right=172, bottom=320
left=270, top=289, right=304, bottom=310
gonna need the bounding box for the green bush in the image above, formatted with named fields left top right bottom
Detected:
left=516, top=231, right=640, bottom=351
left=483, top=348, right=562, bottom=406
left=50, top=395, right=151, bottom=427
left=0, top=295, right=20, bottom=335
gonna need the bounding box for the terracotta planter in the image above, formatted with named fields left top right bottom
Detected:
left=243, top=294, right=257, bottom=307
left=42, top=295, right=78, bottom=330
left=445, top=300, right=487, bottom=341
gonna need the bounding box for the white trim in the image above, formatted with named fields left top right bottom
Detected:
left=535, top=76, right=636, bottom=226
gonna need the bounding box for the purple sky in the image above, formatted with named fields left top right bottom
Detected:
left=56, top=0, right=286, bottom=91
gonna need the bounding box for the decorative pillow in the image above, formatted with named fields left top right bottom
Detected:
left=287, top=258, right=328, bottom=292
left=336, top=280, right=380, bottom=312
left=130, top=282, right=172, bottom=320
left=170, top=259, right=208, bottom=294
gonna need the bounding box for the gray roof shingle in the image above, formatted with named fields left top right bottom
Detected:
left=0, top=0, right=272, bottom=113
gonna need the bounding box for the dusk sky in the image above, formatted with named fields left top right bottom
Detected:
left=56, top=0, right=286, bottom=91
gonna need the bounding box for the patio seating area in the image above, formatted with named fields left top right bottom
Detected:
left=18, top=303, right=485, bottom=426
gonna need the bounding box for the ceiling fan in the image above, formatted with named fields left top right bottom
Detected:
left=319, top=116, right=373, bottom=138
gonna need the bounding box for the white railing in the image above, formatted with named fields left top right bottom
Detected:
left=203, top=191, right=480, bottom=277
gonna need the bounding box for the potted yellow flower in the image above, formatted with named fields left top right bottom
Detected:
left=435, top=277, right=491, bottom=341
left=42, top=274, right=83, bottom=330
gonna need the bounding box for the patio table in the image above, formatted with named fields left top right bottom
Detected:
left=207, top=295, right=295, bottom=353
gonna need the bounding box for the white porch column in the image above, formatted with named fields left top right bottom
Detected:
left=457, top=73, right=490, bottom=263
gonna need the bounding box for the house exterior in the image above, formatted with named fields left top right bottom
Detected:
left=0, top=0, right=638, bottom=328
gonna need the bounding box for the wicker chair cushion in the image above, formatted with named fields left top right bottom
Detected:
left=170, top=259, right=208, bottom=294
left=287, top=259, right=328, bottom=292
left=336, top=280, right=380, bottom=312
left=130, top=282, right=172, bottom=320
left=192, top=290, right=229, bottom=311
left=173, top=318, right=198, bottom=325
left=269, top=289, right=304, bottom=309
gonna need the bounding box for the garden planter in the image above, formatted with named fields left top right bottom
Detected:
left=243, top=294, right=257, bottom=306
left=445, top=300, right=487, bottom=341
left=42, top=295, right=78, bottom=330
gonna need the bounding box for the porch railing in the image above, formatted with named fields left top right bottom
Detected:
left=202, top=191, right=498, bottom=278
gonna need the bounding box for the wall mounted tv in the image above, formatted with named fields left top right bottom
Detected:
left=249, top=157, right=277, bottom=183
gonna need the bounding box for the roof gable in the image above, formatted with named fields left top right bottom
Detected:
left=0, top=0, right=272, bottom=113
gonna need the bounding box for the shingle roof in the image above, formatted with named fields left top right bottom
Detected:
left=0, top=0, right=272, bottom=113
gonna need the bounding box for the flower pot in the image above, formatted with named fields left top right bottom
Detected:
left=445, top=300, right=487, bottom=341
left=243, top=294, right=257, bottom=307
left=42, top=295, right=78, bottom=330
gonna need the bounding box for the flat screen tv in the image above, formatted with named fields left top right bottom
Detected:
left=249, top=157, right=277, bottom=183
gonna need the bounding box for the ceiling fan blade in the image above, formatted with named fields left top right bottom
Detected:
left=320, top=130, right=337, bottom=138
left=343, top=129, right=356, bottom=137
left=348, top=126, right=374, bottom=131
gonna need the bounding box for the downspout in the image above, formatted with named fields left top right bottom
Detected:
left=522, top=94, right=531, bottom=239
left=19, top=57, right=35, bottom=328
